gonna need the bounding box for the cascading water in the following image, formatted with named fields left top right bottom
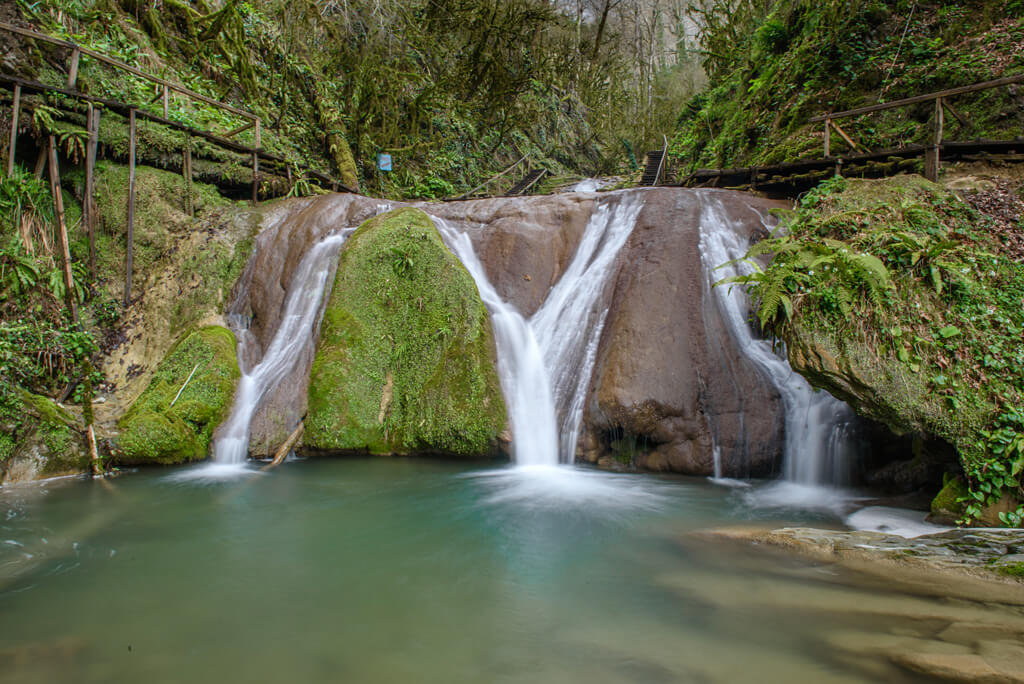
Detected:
left=435, top=193, right=643, bottom=466
left=212, top=232, right=349, bottom=465
left=435, top=218, right=560, bottom=467
left=531, top=195, right=645, bottom=461
left=697, top=193, right=857, bottom=491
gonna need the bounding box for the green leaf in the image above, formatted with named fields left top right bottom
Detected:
left=938, top=326, right=960, bottom=338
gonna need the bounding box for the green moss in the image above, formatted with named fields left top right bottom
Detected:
left=306, top=207, right=506, bottom=457
left=997, top=562, right=1024, bottom=578
left=1, top=391, right=89, bottom=475
left=116, top=326, right=240, bottom=464
left=91, top=160, right=231, bottom=291
left=750, top=175, right=1024, bottom=524
left=931, top=476, right=969, bottom=518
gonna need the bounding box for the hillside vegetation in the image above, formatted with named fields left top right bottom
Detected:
left=672, top=0, right=1024, bottom=171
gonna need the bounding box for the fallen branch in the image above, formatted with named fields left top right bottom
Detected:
left=263, top=421, right=304, bottom=470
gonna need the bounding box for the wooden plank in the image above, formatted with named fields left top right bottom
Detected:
left=811, top=74, right=1024, bottom=122
left=830, top=119, right=862, bottom=152
left=85, top=104, right=99, bottom=278
left=66, top=48, right=81, bottom=88
left=254, top=118, right=261, bottom=149
left=6, top=83, right=19, bottom=176
left=162, top=85, right=169, bottom=119
left=47, top=135, right=78, bottom=322
left=824, top=118, right=831, bottom=158
left=221, top=120, right=255, bottom=138
left=124, top=108, right=135, bottom=308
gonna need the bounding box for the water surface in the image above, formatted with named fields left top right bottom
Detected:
left=0, top=460, right=1002, bottom=683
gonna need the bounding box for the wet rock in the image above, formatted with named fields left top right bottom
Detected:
left=585, top=189, right=789, bottom=477
left=891, top=652, right=1024, bottom=684
left=696, top=526, right=1024, bottom=605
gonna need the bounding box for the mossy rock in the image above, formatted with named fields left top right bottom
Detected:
left=306, top=207, right=506, bottom=457
left=0, top=390, right=90, bottom=482
left=930, top=476, right=969, bottom=524
left=116, top=326, right=240, bottom=464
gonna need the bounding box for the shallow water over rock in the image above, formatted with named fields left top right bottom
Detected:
left=2, top=461, right=1020, bottom=683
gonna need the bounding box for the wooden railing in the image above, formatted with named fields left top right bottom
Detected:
left=1, top=22, right=357, bottom=309
left=810, top=74, right=1024, bottom=181
left=0, top=20, right=260, bottom=143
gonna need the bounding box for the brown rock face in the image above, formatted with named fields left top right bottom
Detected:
left=581, top=189, right=788, bottom=477
left=231, top=188, right=791, bottom=475
left=427, top=194, right=593, bottom=316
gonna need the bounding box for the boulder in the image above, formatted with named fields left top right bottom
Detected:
left=115, top=326, right=240, bottom=464
left=305, top=207, right=506, bottom=456
left=0, top=391, right=90, bottom=483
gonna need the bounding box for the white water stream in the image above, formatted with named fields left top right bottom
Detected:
left=212, top=232, right=349, bottom=465
left=437, top=193, right=644, bottom=466
left=697, top=193, right=857, bottom=496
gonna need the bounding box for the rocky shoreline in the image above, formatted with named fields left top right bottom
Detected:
left=692, top=525, right=1024, bottom=683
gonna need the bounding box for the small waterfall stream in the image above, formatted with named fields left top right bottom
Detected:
left=697, top=194, right=857, bottom=493
left=212, top=232, right=349, bottom=465
left=437, top=193, right=643, bottom=466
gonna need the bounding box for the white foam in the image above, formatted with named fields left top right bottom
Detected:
left=845, top=506, right=953, bottom=538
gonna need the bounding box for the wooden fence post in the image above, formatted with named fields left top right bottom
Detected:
left=124, top=108, right=136, bottom=308
left=162, top=85, right=169, bottom=119
left=924, top=96, right=944, bottom=182
left=6, top=83, right=19, bottom=176
left=251, top=151, right=259, bottom=205
left=85, top=104, right=100, bottom=278
left=824, top=118, right=831, bottom=158
left=183, top=133, right=193, bottom=217
left=47, top=135, right=78, bottom=323
left=67, top=48, right=81, bottom=89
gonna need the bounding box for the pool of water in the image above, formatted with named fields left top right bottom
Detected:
left=0, top=460, right=1008, bottom=683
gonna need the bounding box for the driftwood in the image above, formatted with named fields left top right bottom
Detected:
left=263, top=422, right=304, bottom=470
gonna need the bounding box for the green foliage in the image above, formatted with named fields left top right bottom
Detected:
left=116, top=327, right=240, bottom=464
left=735, top=175, right=1024, bottom=526
left=306, top=208, right=506, bottom=456
left=673, top=1, right=1024, bottom=170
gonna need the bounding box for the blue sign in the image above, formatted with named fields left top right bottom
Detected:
left=376, top=153, right=392, bottom=172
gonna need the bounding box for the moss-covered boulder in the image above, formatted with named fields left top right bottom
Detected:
left=116, top=326, right=240, bottom=464
left=0, top=390, right=90, bottom=483
left=306, top=207, right=506, bottom=456
left=738, top=175, right=1024, bottom=524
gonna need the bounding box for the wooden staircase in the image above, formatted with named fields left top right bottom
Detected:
left=640, top=136, right=669, bottom=186
left=506, top=168, right=548, bottom=196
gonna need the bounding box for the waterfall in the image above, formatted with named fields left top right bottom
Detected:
left=531, top=195, right=644, bottom=461
left=435, top=218, right=560, bottom=467
left=435, top=193, right=643, bottom=465
left=213, top=233, right=348, bottom=464
left=697, top=193, right=856, bottom=488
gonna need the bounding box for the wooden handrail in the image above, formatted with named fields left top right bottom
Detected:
left=810, top=74, right=1024, bottom=122
left=0, top=74, right=356, bottom=194
left=0, top=20, right=258, bottom=122
left=453, top=154, right=528, bottom=200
